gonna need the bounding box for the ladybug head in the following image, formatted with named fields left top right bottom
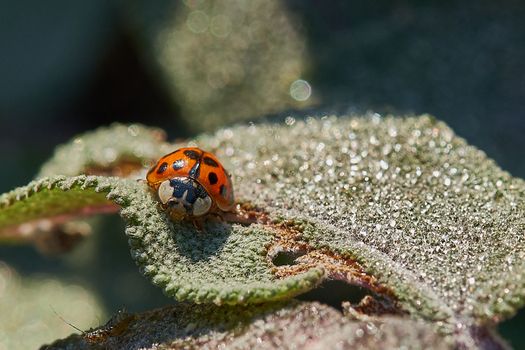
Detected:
left=157, top=177, right=212, bottom=217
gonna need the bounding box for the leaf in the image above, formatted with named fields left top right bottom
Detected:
left=194, top=114, right=524, bottom=325
left=2, top=115, right=525, bottom=334
left=189, top=114, right=525, bottom=326
left=43, top=301, right=452, bottom=349
left=1, top=123, right=170, bottom=250
left=0, top=263, right=104, bottom=350
left=0, top=176, right=114, bottom=247
left=38, top=123, right=170, bottom=178
left=120, top=0, right=313, bottom=131
left=0, top=175, right=322, bottom=304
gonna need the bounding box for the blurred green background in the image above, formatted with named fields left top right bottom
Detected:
left=0, top=1, right=524, bottom=348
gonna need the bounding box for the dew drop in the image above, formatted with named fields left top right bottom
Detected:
left=289, top=79, right=312, bottom=101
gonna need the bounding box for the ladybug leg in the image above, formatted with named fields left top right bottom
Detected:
left=209, top=212, right=225, bottom=222
left=192, top=219, right=206, bottom=232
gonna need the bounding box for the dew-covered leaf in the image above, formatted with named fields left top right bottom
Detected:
left=2, top=114, right=525, bottom=333
left=43, top=301, right=452, bottom=350
left=37, top=123, right=170, bottom=178
left=192, top=114, right=525, bottom=325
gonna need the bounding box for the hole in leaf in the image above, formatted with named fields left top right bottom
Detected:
left=271, top=249, right=307, bottom=266
left=296, top=279, right=369, bottom=312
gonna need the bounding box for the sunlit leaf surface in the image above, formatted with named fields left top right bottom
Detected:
left=1, top=116, right=524, bottom=348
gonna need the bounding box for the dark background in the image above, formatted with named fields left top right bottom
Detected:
left=0, top=1, right=524, bottom=347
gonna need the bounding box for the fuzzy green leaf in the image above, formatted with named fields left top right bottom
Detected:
left=0, top=180, right=108, bottom=229
left=193, top=114, right=524, bottom=326
left=37, top=123, right=170, bottom=178
left=0, top=264, right=104, bottom=350
left=0, top=175, right=322, bottom=303
left=2, top=115, right=525, bottom=334
left=43, top=301, right=453, bottom=349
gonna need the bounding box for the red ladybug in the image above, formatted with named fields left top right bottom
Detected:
left=146, top=147, right=234, bottom=220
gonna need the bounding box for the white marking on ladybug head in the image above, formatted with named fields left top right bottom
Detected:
left=192, top=195, right=212, bottom=217
left=157, top=180, right=174, bottom=204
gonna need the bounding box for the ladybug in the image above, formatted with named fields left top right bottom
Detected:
left=146, top=147, right=235, bottom=220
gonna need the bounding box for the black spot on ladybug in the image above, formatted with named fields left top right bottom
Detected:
left=208, top=172, right=218, bottom=185
left=172, top=159, right=185, bottom=170
left=203, top=156, right=219, bottom=167
left=157, top=162, right=168, bottom=174
left=220, top=184, right=227, bottom=197
left=184, top=149, right=201, bottom=160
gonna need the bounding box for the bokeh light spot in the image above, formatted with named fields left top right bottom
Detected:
left=290, top=79, right=312, bottom=101
left=210, top=15, right=232, bottom=38
left=186, top=11, right=209, bottom=33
